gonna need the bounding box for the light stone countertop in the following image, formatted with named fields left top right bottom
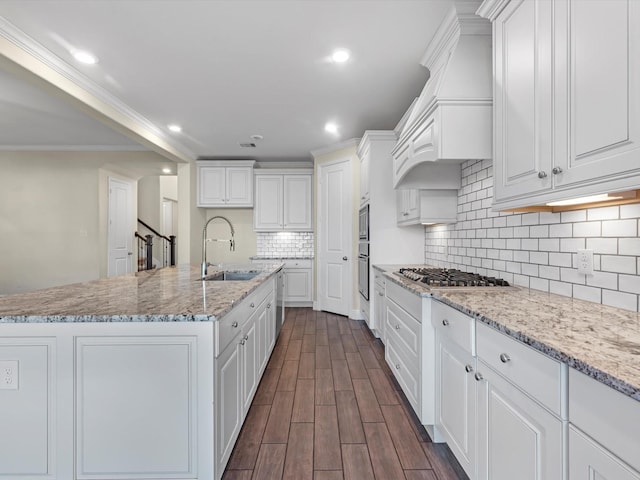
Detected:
left=0, top=263, right=283, bottom=323
left=374, top=264, right=640, bottom=402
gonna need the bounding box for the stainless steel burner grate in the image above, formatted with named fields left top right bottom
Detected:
left=397, top=268, right=510, bottom=287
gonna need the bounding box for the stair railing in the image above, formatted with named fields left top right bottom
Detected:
left=135, top=219, right=176, bottom=271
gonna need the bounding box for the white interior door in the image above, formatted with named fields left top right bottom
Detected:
left=318, top=158, right=352, bottom=316
left=108, top=177, right=133, bottom=276
left=162, top=199, right=177, bottom=236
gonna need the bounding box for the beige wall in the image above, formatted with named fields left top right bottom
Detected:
left=0, top=151, right=138, bottom=294
left=312, top=141, right=361, bottom=314
left=200, top=208, right=257, bottom=266
left=138, top=175, right=161, bottom=230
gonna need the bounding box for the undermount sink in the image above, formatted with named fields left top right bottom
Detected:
left=204, top=270, right=261, bottom=281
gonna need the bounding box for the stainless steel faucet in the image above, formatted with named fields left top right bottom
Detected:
left=201, top=215, right=235, bottom=278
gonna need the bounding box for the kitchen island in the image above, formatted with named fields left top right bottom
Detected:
left=0, top=263, right=283, bottom=480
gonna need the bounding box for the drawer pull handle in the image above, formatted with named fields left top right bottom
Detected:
left=474, top=372, right=484, bottom=382
left=499, top=353, right=511, bottom=363
left=395, top=324, right=400, bottom=330
left=250, top=302, right=255, bottom=308
left=465, top=364, right=474, bottom=373
left=442, top=319, right=449, bottom=326
left=395, top=364, right=400, bottom=370
left=232, top=321, right=238, bottom=328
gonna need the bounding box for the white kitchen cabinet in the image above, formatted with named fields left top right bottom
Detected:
left=197, top=160, right=254, bottom=208
left=215, top=335, right=242, bottom=472
left=359, top=142, right=370, bottom=206
left=569, top=368, right=640, bottom=476
left=240, top=316, right=258, bottom=415
left=254, top=170, right=312, bottom=231
left=373, top=272, right=386, bottom=344
left=569, top=426, right=640, bottom=480
left=283, top=259, right=313, bottom=306
left=474, top=322, right=565, bottom=480
left=482, top=0, right=640, bottom=210
left=396, top=188, right=458, bottom=226
left=432, top=301, right=477, bottom=480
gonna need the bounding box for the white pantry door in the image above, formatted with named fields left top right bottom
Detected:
left=107, top=177, right=133, bottom=276
left=317, top=158, right=352, bottom=316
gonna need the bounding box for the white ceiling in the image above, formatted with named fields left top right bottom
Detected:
left=0, top=0, right=453, bottom=163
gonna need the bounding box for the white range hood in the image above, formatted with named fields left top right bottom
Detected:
left=392, top=0, right=492, bottom=189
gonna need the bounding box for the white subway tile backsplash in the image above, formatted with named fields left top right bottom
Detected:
left=424, top=159, right=640, bottom=312
left=256, top=232, right=314, bottom=258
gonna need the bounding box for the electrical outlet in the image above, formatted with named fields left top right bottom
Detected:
left=0, top=360, right=18, bottom=390
left=577, top=249, right=594, bottom=275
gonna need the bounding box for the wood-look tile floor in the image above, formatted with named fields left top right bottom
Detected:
left=223, top=307, right=469, bottom=480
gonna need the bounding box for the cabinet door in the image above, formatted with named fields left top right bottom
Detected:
left=254, top=175, right=283, bottom=230
left=493, top=0, right=553, bottom=203
left=360, top=154, right=370, bottom=206
left=283, top=175, right=312, bottom=230
left=216, top=339, right=242, bottom=471
left=241, top=319, right=258, bottom=416
left=374, top=284, right=385, bottom=345
left=284, top=268, right=312, bottom=302
left=198, top=166, right=226, bottom=206
left=256, top=305, right=269, bottom=375
left=476, top=361, right=563, bottom=480
left=436, top=338, right=476, bottom=479
left=266, top=293, right=276, bottom=356
left=569, top=426, right=640, bottom=480
left=553, top=0, right=640, bottom=189
left=226, top=167, right=253, bottom=206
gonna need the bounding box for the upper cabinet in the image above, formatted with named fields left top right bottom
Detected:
left=480, top=0, right=640, bottom=210
left=359, top=142, right=371, bottom=206
left=254, top=170, right=313, bottom=232
left=391, top=1, right=492, bottom=189
left=197, top=160, right=255, bottom=208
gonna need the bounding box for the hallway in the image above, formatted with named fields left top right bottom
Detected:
left=223, top=307, right=468, bottom=480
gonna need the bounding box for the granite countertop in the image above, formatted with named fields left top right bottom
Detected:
left=0, top=263, right=283, bottom=323
left=374, top=264, right=640, bottom=402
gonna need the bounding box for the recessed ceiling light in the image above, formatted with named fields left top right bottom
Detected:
left=168, top=124, right=182, bottom=133
left=162, top=167, right=172, bottom=174
left=72, top=50, right=98, bottom=65
left=324, top=122, right=338, bottom=134
left=332, top=49, right=350, bottom=63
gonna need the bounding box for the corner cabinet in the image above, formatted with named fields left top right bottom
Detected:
left=481, top=0, right=640, bottom=210
left=254, top=170, right=312, bottom=231
left=197, top=160, right=255, bottom=208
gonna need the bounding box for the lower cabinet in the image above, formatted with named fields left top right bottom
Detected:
left=283, top=259, right=313, bottom=306
left=475, top=360, right=564, bottom=480
left=214, top=277, right=277, bottom=478
left=373, top=273, right=386, bottom=344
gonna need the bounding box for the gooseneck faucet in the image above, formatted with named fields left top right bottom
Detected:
left=201, top=215, right=235, bottom=278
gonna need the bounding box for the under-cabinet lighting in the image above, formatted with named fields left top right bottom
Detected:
left=422, top=223, right=436, bottom=226
left=546, top=191, right=636, bottom=207
left=162, top=168, right=172, bottom=174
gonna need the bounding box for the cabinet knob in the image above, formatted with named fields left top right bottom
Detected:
left=552, top=166, right=563, bottom=175
left=343, top=256, right=348, bottom=261
left=244, top=334, right=249, bottom=341
left=232, top=321, right=238, bottom=328
left=267, top=303, right=271, bottom=308
left=499, top=353, right=511, bottom=363
left=395, top=324, right=400, bottom=330
left=250, top=302, right=255, bottom=308
left=240, top=339, right=245, bottom=346
left=474, top=372, right=484, bottom=382
left=379, top=292, right=384, bottom=296
left=442, top=319, right=449, bottom=326
left=537, top=171, right=547, bottom=179
left=395, top=364, right=400, bottom=370
left=465, top=364, right=474, bottom=373
left=403, top=212, right=409, bottom=216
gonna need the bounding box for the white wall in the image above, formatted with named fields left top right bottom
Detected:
left=0, top=152, right=138, bottom=294
left=425, top=159, right=640, bottom=313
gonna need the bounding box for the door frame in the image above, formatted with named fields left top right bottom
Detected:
left=316, top=156, right=354, bottom=316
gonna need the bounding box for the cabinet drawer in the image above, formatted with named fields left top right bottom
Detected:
left=283, top=259, right=312, bottom=269
left=373, top=271, right=386, bottom=289
left=570, top=369, right=640, bottom=473
left=432, top=301, right=475, bottom=355
left=476, top=321, right=564, bottom=416
left=216, top=281, right=274, bottom=357
left=385, top=299, right=420, bottom=365
left=386, top=280, right=421, bottom=320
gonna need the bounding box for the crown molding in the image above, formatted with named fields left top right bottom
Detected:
left=476, top=0, right=511, bottom=21
left=310, top=138, right=360, bottom=159
left=0, top=144, right=149, bottom=152
left=0, top=16, right=195, bottom=162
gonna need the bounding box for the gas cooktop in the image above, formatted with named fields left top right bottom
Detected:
left=396, top=267, right=510, bottom=287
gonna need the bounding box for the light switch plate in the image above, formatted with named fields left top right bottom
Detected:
left=0, top=360, right=18, bottom=390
